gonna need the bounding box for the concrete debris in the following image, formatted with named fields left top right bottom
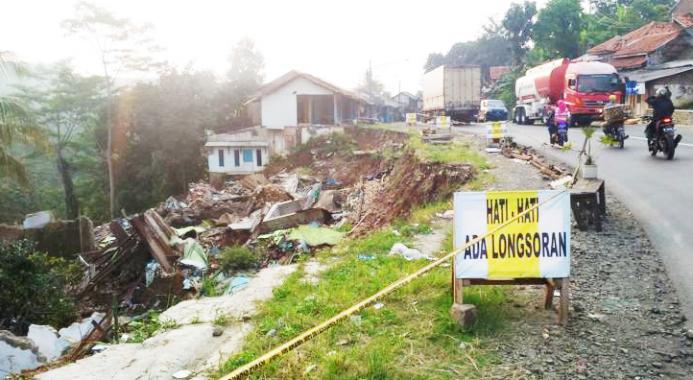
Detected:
left=0, top=330, right=46, bottom=375
left=27, top=325, right=70, bottom=362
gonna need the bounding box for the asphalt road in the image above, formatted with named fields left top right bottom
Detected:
left=455, top=121, right=693, bottom=325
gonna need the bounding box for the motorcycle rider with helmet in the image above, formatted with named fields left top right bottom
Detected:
left=645, top=87, right=674, bottom=140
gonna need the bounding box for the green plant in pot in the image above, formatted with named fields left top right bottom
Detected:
left=581, top=126, right=598, bottom=179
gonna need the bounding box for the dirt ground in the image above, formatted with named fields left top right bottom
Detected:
left=472, top=136, right=693, bottom=379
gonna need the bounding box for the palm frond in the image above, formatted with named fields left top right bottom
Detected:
left=0, top=144, right=28, bottom=186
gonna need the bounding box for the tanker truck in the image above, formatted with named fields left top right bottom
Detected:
left=513, top=58, right=622, bottom=126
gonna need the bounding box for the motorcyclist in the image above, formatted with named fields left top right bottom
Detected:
left=603, top=94, right=628, bottom=140
left=553, top=100, right=570, bottom=145
left=645, top=87, right=674, bottom=139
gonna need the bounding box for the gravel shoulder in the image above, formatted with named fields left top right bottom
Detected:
left=470, top=135, right=693, bottom=379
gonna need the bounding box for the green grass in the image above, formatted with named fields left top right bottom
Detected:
left=407, top=133, right=490, bottom=168
left=216, top=222, right=514, bottom=379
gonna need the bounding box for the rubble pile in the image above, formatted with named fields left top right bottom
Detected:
left=8, top=127, right=476, bottom=376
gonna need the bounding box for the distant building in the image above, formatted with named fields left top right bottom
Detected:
left=391, top=91, right=420, bottom=114
left=581, top=0, right=693, bottom=113
left=205, top=71, right=359, bottom=178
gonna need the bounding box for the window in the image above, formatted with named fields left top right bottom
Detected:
left=234, top=149, right=240, bottom=167
left=218, top=149, right=224, bottom=167
left=243, top=149, right=253, bottom=163
left=568, top=79, right=577, bottom=90
left=256, top=149, right=262, bottom=166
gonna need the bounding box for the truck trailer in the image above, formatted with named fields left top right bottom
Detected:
left=514, top=58, right=622, bottom=126
left=423, top=65, right=481, bottom=123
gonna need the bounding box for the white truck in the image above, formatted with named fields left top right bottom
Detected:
left=422, top=65, right=482, bottom=123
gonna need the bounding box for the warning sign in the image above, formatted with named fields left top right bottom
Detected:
left=486, top=122, right=507, bottom=139
left=406, top=113, right=417, bottom=125
left=436, top=116, right=451, bottom=128
left=453, top=190, right=571, bottom=279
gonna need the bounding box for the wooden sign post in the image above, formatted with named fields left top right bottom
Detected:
left=451, top=190, right=572, bottom=328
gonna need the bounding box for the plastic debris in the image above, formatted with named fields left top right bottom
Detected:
left=389, top=243, right=434, bottom=261
left=357, top=254, right=375, bottom=261
left=22, top=211, right=55, bottom=229
left=179, top=238, right=208, bottom=270
left=145, top=262, right=160, bottom=287
left=172, top=369, right=192, bottom=379
left=174, top=225, right=207, bottom=237
left=373, top=302, right=384, bottom=310
left=288, top=225, right=344, bottom=246
left=226, top=276, right=250, bottom=294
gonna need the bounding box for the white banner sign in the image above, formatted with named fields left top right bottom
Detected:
left=454, top=190, right=571, bottom=279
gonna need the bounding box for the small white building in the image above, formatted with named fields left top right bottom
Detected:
left=206, top=71, right=363, bottom=179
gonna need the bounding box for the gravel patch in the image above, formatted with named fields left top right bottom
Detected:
left=478, top=142, right=693, bottom=379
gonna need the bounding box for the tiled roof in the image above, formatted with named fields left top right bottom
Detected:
left=609, top=55, right=647, bottom=70
left=674, top=13, right=693, bottom=28
left=246, top=70, right=361, bottom=103
left=587, top=21, right=684, bottom=58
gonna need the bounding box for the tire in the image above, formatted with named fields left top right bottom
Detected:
left=526, top=118, right=535, bottom=125
left=666, top=135, right=675, bottom=160
left=650, top=138, right=657, bottom=156
left=516, top=108, right=526, bottom=125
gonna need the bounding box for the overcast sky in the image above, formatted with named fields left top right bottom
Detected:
left=2, top=0, right=549, bottom=94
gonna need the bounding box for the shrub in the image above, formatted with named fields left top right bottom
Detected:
left=0, top=239, right=82, bottom=334
left=218, top=245, right=259, bottom=272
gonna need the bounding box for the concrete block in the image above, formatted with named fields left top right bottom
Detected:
left=450, top=303, right=478, bottom=329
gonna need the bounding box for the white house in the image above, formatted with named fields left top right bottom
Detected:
left=205, top=71, right=363, bottom=179
left=245, top=70, right=363, bottom=129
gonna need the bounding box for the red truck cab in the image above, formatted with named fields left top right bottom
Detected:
left=563, top=62, right=622, bottom=125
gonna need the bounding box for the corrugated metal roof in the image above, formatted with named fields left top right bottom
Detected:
left=621, top=66, right=693, bottom=83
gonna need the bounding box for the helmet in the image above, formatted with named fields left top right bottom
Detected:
left=656, top=87, right=667, bottom=97
left=609, top=95, right=617, bottom=103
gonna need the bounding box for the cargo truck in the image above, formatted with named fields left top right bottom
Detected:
left=423, top=65, right=481, bottom=123
left=514, top=58, right=622, bottom=126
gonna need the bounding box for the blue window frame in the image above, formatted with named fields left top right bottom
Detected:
left=243, top=149, right=253, bottom=163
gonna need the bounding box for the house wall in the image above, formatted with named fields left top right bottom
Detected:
left=649, top=70, right=693, bottom=108
left=261, top=77, right=334, bottom=129
left=207, top=146, right=269, bottom=175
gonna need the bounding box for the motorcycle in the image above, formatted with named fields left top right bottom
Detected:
left=643, top=115, right=682, bottom=160
left=546, top=109, right=568, bottom=146
left=602, top=120, right=627, bottom=149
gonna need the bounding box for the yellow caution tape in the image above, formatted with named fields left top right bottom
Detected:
left=220, top=190, right=568, bottom=379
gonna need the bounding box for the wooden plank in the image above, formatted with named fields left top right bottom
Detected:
left=559, top=277, right=570, bottom=326
left=463, top=278, right=550, bottom=286
left=131, top=216, right=174, bottom=274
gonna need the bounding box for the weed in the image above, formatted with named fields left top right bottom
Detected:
left=201, top=274, right=220, bottom=297
left=218, top=246, right=259, bottom=273
left=213, top=311, right=230, bottom=327
left=125, top=311, right=178, bottom=343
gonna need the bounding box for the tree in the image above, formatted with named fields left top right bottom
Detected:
left=19, top=66, right=104, bottom=219
left=62, top=1, right=163, bottom=218
left=534, top=0, right=585, bottom=59
left=0, top=54, right=43, bottom=186
left=581, top=0, right=676, bottom=48
left=358, top=63, right=384, bottom=97
left=502, top=1, right=538, bottom=66
left=214, top=38, right=264, bottom=130
left=423, top=53, right=446, bottom=72
left=116, top=70, right=217, bottom=213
